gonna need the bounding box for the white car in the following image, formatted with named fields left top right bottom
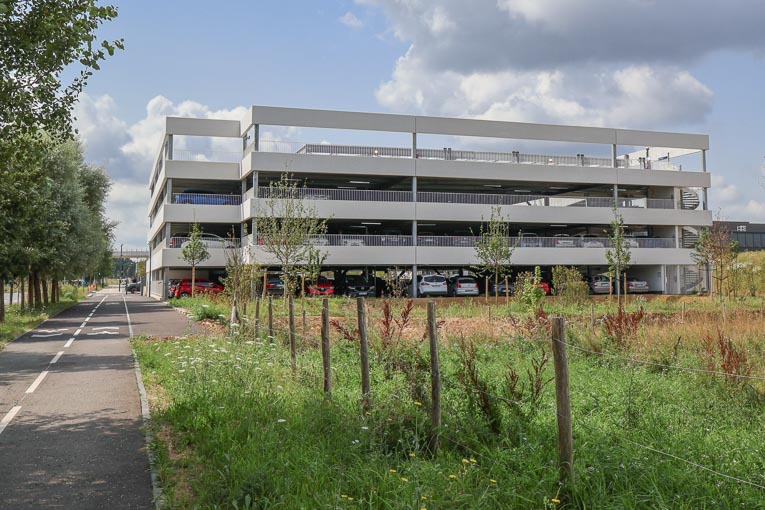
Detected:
left=305, top=235, right=330, bottom=246
left=342, top=237, right=366, bottom=247
left=553, top=234, right=575, bottom=248
left=519, top=233, right=542, bottom=247
left=180, top=233, right=235, bottom=249
left=417, top=274, right=448, bottom=296
left=577, top=234, right=605, bottom=248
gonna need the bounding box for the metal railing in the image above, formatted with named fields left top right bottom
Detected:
left=258, top=187, right=413, bottom=203
left=171, top=192, right=242, bottom=206
left=257, top=140, right=681, bottom=170
left=251, top=235, right=675, bottom=249
left=172, top=149, right=242, bottom=163
left=168, top=236, right=241, bottom=249
left=256, top=187, right=674, bottom=209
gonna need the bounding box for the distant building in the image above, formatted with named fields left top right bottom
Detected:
left=714, top=221, right=765, bottom=251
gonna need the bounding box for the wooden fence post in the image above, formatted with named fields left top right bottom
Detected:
left=551, top=317, right=574, bottom=483
left=357, top=297, right=371, bottom=413
left=302, top=308, right=307, bottom=338
left=590, top=302, right=595, bottom=329
left=289, top=295, right=297, bottom=375
left=681, top=302, right=685, bottom=322
left=485, top=276, right=490, bottom=304
left=427, top=301, right=441, bottom=455
left=262, top=270, right=268, bottom=299
left=321, top=298, right=331, bottom=399
left=268, top=296, right=274, bottom=343
left=254, top=297, right=261, bottom=340
left=504, top=275, right=510, bottom=305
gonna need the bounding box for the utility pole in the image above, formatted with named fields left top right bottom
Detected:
left=119, top=243, right=123, bottom=291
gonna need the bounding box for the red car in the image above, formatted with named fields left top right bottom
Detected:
left=172, top=278, right=224, bottom=298
left=539, top=281, right=551, bottom=295
left=306, top=277, right=335, bottom=296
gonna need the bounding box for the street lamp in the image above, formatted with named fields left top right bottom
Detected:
left=119, top=243, right=123, bottom=291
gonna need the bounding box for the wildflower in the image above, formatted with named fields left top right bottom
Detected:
left=552, top=498, right=560, bottom=504
left=341, top=495, right=348, bottom=499
left=348, top=497, right=353, bottom=501
left=469, top=457, right=477, bottom=463
left=389, top=469, right=397, bottom=473
left=277, top=419, right=286, bottom=423
left=461, top=458, right=469, bottom=464
left=421, top=496, right=427, bottom=500
left=400, top=477, right=408, bottom=482
left=361, top=426, right=369, bottom=430
left=449, top=474, right=457, bottom=479
left=490, top=479, right=497, bottom=484
left=409, top=453, right=416, bottom=458
left=414, top=401, right=422, bottom=406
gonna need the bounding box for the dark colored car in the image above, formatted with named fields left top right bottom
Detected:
left=173, top=278, right=224, bottom=298
left=341, top=276, right=375, bottom=297
left=488, top=280, right=514, bottom=296
left=306, top=277, right=335, bottom=296
left=174, top=189, right=240, bottom=205
left=126, top=280, right=142, bottom=294
left=265, top=276, right=286, bottom=296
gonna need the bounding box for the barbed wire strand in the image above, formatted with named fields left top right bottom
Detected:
left=571, top=414, right=765, bottom=492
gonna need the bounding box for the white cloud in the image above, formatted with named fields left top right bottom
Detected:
left=710, top=175, right=742, bottom=205
left=339, top=11, right=364, bottom=29
left=74, top=93, right=247, bottom=248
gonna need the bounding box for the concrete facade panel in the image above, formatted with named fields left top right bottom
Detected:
left=248, top=152, right=415, bottom=178
left=163, top=204, right=241, bottom=224
left=166, top=117, right=240, bottom=138
left=165, top=160, right=241, bottom=181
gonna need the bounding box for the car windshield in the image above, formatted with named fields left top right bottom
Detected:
left=456, top=278, right=475, bottom=284
left=424, top=276, right=446, bottom=283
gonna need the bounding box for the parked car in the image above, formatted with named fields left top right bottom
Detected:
left=340, top=276, right=376, bottom=297
left=175, top=189, right=239, bottom=205
left=519, top=233, right=542, bottom=247
left=380, top=229, right=407, bottom=245
left=265, top=275, right=286, bottom=296
left=126, top=280, right=142, bottom=294
left=172, top=278, right=224, bottom=298
left=169, top=235, right=188, bottom=248
left=587, top=274, right=612, bottom=294
left=626, top=277, right=650, bottom=293
left=416, top=232, right=439, bottom=246
left=167, top=279, right=181, bottom=297
left=624, top=235, right=640, bottom=248
left=553, top=234, right=576, bottom=248
left=448, top=276, right=479, bottom=297
left=488, top=279, right=514, bottom=296
left=306, top=277, right=335, bottom=296
left=305, top=234, right=330, bottom=246
left=451, top=230, right=475, bottom=247
left=341, top=237, right=366, bottom=247
left=180, top=233, right=236, bottom=249
left=417, top=274, right=448, bottom=296
left=577, top=234, right=606, bottom=248
left=538, top=281, right=552, bottom=295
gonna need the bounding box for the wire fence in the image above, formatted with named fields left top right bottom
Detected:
left=180, top=297, right=765, bottom=498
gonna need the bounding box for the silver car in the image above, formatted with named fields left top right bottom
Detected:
left=448, top=276, right=479, bottom=297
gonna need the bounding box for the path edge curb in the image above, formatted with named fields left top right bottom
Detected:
left=132, top=346, right=165, bottom=509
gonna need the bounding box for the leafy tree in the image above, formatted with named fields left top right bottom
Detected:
left=605, top=208, right=631, bottom=310
left=256, top=174, right=328, bottom=296
left=181, top=223, right=210, bottom=297
left=473, top=206, right=515, bottom=302
left=693, top=220, right=739, bottom=298
left=551, top=266, right=589, bottom=306
left=0, top=0, right=123, bottom=139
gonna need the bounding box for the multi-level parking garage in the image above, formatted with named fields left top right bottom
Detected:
left=146, top=106, right=712, bottom=299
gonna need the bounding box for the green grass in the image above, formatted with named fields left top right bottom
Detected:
left=1, top=286, right=87, bottom=348
left=135, top=318, right=765, bottom=509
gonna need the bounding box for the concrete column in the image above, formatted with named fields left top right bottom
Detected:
left=162, top=267, right=169, bottom=300
left=613, top=184, right=618, bottom=207
left=660, top=264, right=666, bottom=294
left=166, top=135, right=173, bottom=160
left=254, top=124, right=259, bottom=151
left=701, top=149, right=708, bottom=210
left=611, top=143, right=617, bottom=167
left=147, top=244, right=152, bottom=298
left=675, top=225, right=681, bottom=249
left=165, top=223, right=172, bottom=247
left=165, top=178, right=172, bottom=203
left=676, top=265, right=682, bottom=295
left=412, top=132, right=417, bottom=158
left=253, top=171, right=259, bottom=197
left=411, top=263, right=418, bottom=298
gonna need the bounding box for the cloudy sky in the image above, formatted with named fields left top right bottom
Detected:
left=75, top=0, right=765, bottom=247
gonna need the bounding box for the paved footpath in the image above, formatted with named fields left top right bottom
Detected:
left=0, top=288, right=200, bottom=509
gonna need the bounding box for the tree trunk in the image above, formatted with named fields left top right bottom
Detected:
left=28, top=274, right=34, bottom=309
left=1, top=279, right=5, bottom=322
left=9, top=282, right=13, bottom=306
left=20, top=278, right=25, bottom=311
left=52, top=279, right=58, bottom=303
left=494, top=273, right=499, bottom=305
left=33, top=272, right=42, bottom=309
left=191, top=265, right=196, bottom=297
left=42, top=278, right=49, bottom=306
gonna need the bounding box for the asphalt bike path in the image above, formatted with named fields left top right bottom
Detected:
left=0, top=288, right=200, bottom=509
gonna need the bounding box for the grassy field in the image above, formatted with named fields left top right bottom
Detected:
left=0, top=285, right=87, bottom=348
left=138, top=294, right=765, bottom=509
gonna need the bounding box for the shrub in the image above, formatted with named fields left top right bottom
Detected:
left=515, top=266, right=545, bottom=310
left=551, top=266, right=589, bottom=306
